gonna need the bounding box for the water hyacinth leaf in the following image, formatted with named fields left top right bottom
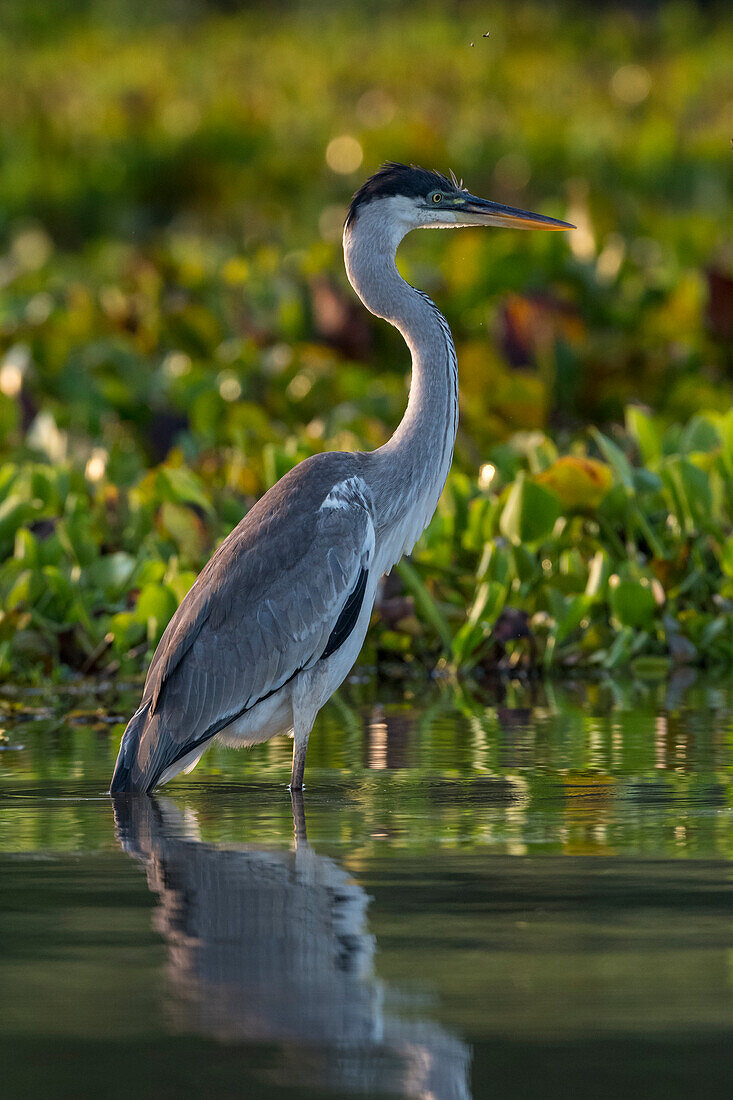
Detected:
left=660, top=457, right=712, bottom=532
left=0, top=465, right=19, bottom=502
left=591, top=428, right=634, bottom=490
left=134, top=559, right=167, bottom=587
left=603, top=626, right=637, bottom=668
left=511, top=544, right=538, bottom=583
left=536, top=456, right=612, bottom=510
left=37, top=566, right=74, bottom=620
left=585, top=550, right=606, bottom=597
left=14, top=527, right=39, bottom=565
left=31, top=466, right=71, bottom=509
left=487, top=443, right=520, bottom=484
left=548, top=590, right=591, bottom=647
left=6, top=568, right=44, bottom=610
left=625, top=406, right=662, bottom=465
left=156, top=465, right=214, bottom=515
left=609, top=580, right=657, bottom=628
left=110, top=611, right=146, bottom=653
left=499, top=474, right=561, bottom=545
left=134, top=583, right=179, bottom=645
left=0, top=495, right=41, bottom=554
left=478, top=542, right=513, bottom=586
left=158, top=500, right=208, bottom=563
left=86, top=552, right=137, bottom=595
left=56, top=513, right=98, bottom=567
left=700, top=616, right=727, bottom=649
left=451, top=621, right=486, bottom=666
left=463, top=495, right=496, bottom=552
left=168, top=570, right=198, bottom=603
left=679, top=415, right=721, bottom=455
left=465, top=579, right=507, bottom=631
left=395, top=559, right=453, bottom=652
left=596, top=483, right=627, bottom=525
left=632, top=468, right=663, bottom=494
left=466, top=580, right=492, bottom=628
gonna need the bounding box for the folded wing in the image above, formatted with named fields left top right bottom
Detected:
left=110, top=456, right=375, bottom=792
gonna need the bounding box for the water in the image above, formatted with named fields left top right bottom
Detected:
left=2, top=673, right=733, bottom=1098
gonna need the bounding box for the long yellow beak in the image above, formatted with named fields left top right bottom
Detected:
left=456, top=194, right=575, bottom=231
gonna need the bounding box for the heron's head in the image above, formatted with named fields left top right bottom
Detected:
left=345, top=162, right=574, bottom=237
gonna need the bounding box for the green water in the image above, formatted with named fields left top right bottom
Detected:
left=2, top=674, right=733, bottom=1098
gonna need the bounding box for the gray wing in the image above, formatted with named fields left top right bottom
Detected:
left=112, top=457, right=375, bottom=792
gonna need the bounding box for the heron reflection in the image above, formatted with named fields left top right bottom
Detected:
left=113, top=794, right=470, bottom=1099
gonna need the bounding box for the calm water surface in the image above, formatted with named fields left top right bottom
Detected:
left=2, top=673, right=733, bottom=1098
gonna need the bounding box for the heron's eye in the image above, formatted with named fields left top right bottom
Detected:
left=431, top=192, right=443, bottom=204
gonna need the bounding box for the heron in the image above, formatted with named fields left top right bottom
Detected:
left=110, top=162, right=573, bottom=794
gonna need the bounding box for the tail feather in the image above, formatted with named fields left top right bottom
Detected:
left=109, top=700, right=154, bottom=794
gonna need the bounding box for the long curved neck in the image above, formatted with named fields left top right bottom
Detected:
left=343, top=207, right=458, bottom=560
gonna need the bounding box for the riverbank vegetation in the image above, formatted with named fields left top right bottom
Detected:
left=0, top=0, right=731, bottom=684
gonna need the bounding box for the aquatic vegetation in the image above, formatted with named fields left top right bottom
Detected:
left=0, top=1, right=730, bottom=682
left=5, top=405, right=733, bottom=681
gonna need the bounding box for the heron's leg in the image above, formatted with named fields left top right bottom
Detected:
left=290, top=730, right=311, bottom=790
left=290, top=678, right=319, bottom=791
left=290, top=788, right=307, bottom=847
left=290, top=707, right=316, bottom=791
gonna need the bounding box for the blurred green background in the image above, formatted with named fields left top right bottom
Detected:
left=0, top=0, right=731, bottom=683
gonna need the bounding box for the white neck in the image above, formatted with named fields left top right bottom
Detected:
left=343, top=201, right=459, bottom=566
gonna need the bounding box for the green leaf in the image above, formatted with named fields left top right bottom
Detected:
left=6, top=568, right=44, bottom=610
left=451, top=621, right=486, bottom=666
left=110, top=611, right=146, bottom=654
left=630, top=655, right=671, bottom=678
left=499, top=474, right=561, bottom=545
left=585, top=550, right=606, bottom=597
left=56, top=513, right=98, bottom=567
left=396, top=559, right=453, bottom=653
left=134, top=583, right=179, bottom=646
left=679, top=415, right=721, bottom=455
left=625, top=407, right=661, bottom=465
left=632, top=468, right=663, bottom=494
left=158, top=500, right=207, bottom=563
left=660, top=457, right=712, bottom=532
left=86, top=552, right=137, bottom=595
left=157, top=465, right=214, bottom=515
left=609, top=581, right=657, bottom=628
left=0, top=495, right=40, bottom=551
left=591, top=428, right=633, bottom=490
left=553, top=592, right=591, bottom=645
left=134, top=559, right=167, bottom=587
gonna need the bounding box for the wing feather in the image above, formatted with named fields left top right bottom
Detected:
left=113, top=456, right=376, bottom=791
